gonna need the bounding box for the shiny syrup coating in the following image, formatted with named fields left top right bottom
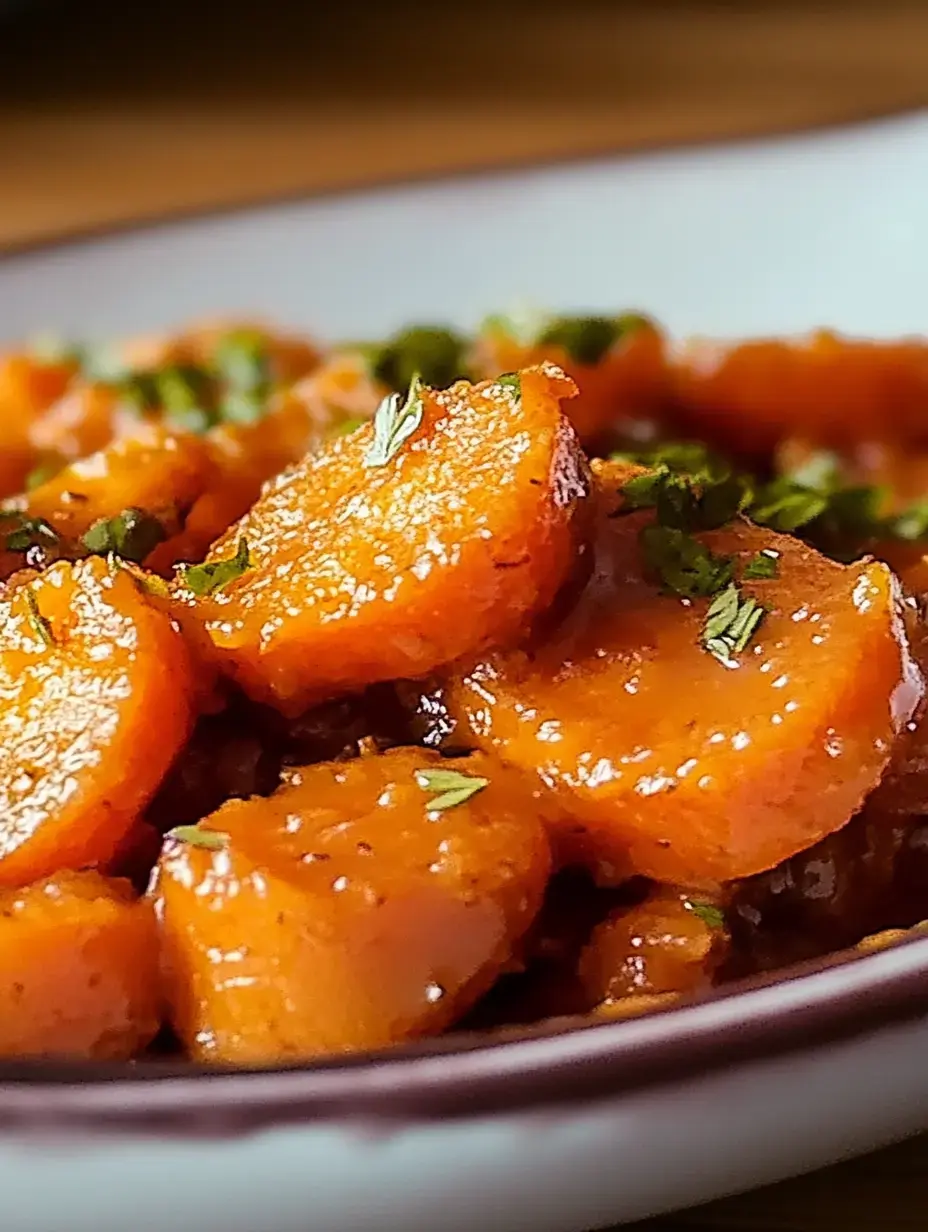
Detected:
left=0, top=870, right=161, bottom=1059
left=178, top=365, right=589, bottom=715
left=578, top=887, right=727, bottom=1007
left=446, top=459, right=922, bottom=886
left=0, top=556, right=195, bottom=886
left=151, top=747, right=551, bottom=1063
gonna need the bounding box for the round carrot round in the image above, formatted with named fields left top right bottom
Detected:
left=151, top=747, right=551, bottom=1062
left=0, top=871, right=161, bottom=1059
left=0, top=556, right=195, bottom=885
left=177, top=365, right=590, bottom=715
left=446, top=460, right=921, bottom=886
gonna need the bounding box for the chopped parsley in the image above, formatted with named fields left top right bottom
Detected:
left=180, top=536, right=251, bottom=597
left=363, top=373, right=425, bottom=468
left=1, top=513, right=60, bottom=554
left=24, top=590, right=54, bottom=647
left=742, top=551, right=779, bottom=580
left=415, top=766, right=489, bottom=811
left=639, top=524, right=734, bottom=599
left=81, top=508, right=167, bottom=564
left=536, top=313, right=649, bottom=366
left=167, top=825, right=229, bottom=851
left=496, top=371, right=522, bottom=399
left=365, top=326, right=469, bottom=394
left=702, top=583, right=766, bottom=664
left=689, top=901, right=725, bottom=929
left=24, top=460, right=63, bottom=491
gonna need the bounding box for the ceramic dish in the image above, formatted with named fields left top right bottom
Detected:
left=2, top=110, right=928, bottom=1232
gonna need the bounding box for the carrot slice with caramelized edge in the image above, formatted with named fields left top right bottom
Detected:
left=446, top=459, right=921, bottom=886
left=0, top=871, right=161, bottom=1059
left=176, top=364, right=589, bottom=714
left=0, top=556, right=195, bottom=886
left=669, top=332, right=928, bottom=458
left=471, top=312, right=668, bottom=446
left=151, top=748, right=551, bottom=1062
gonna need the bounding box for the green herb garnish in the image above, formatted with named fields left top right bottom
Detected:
left=363, top=373, right=425, bottom=468
left=24, top=590, right=53, bottom=647
left=180, top=536, right=251, bottom=597
left=2, top=513, right=60, bottom=554
left=702, top=583, right=766, bottom=663
left=742, top=551, right=779, bottom=580
left=81, top=508, right=166, bottom=564
left=167, top=825, right=229, bottom=851
left=415, top=766, right=489, bottom=811
left=365, top=326, right=468, bottom=394
left=640, top=525, right=734, bottom=599
left=536, top=312, right=649, bottom=366
left=24, top=461, right=63, bottom=491
left=496, top=371, right=521, bottom=398
left=212, top=329, right=273, bottom=424
left=689, top=901, right=725, bottom=929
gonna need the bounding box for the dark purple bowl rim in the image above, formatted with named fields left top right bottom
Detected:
left=1, top=930, right=927, bottom=1135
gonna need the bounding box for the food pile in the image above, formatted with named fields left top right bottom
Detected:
left=0, top=312, right=927, bottom=1065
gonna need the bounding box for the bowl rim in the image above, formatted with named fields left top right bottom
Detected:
left=1, top=929, right=927, bottom=1134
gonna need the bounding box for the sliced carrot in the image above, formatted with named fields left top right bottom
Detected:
left=446, top=459, right=920, bottom=885
left=0, top=353, right=78, bottom=497
left=177, top=365, right=589, bottom=715
left=471, top=314, right=667, bottom=446
left=0, top=557, right=195, bottom=885
left=669, top=332, right=928, bottom=457
left=151, top=747, right=551, bottom=1062
left=0, top=871, right=161, bottom=1059
left=578, top=888, right=726, bottom=1008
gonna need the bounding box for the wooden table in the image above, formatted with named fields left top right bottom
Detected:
left=3, top=1, right=928, bottom=1227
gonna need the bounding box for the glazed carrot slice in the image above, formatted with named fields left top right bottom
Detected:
left=177, top=364, right=589, bottom=715
left=578, top=889, right=726, bottom=1009
left=0, top=556, right=194, bottom=886
left=0, top=353, right=77, bottom=497
left=0, top=871, right=161, bottom=1059
left=151, top=748, right=551, bottom=1062
left=446, top=459, right=920, bottom=886
left=669, top=332, right=928, bottom=458
left=471, top=313, right=668, bottom=446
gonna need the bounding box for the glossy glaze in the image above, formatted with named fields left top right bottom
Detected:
left=151, top=748, right=551, bottom=1062
left=448, top=460, right=922, bottom=885
left=180, top=365, right=589, bottom=714
left=0, top=557, right=194, bottom=884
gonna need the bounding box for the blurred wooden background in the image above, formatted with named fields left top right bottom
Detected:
left=3, top=0, right=928, bottom=249
left=3, top=1, right=928, bottom=1228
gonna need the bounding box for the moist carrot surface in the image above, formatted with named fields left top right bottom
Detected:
left=0, top=556, right=195, bottom=885
left=177, top=365, right=589, bottom=714
left=151, top=748, right=551, bottom=1062
left=0, top=871, right=161, bottom=1059
left=471, top=314, right=667, bottom=446
left=578, top=889, right=726, bottom=1008
left=669, top=332, right=928, bottom=457
left=0, top=354, right=78, bottom=497
left=446, top=460, right=921, bottom=886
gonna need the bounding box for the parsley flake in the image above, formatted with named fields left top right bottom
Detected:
left=363, top=373, right=425, bottom=468
left=167, top=825, right=229, bottom=851
left=702, top=583, right=766, bottom=664
left=366, top=326, right=468, bottom=394
left=415, top=766, right=489, bottom=811
left=24, top=590, right=54, bottom=647
left=640, top=525, right=734, bottom=599
left=81, top=508, right=166, bottom=564
left=743, top=551, right=779, bottom=580
left=689, top=901, right=725, bottom=929
left=181, top=536, right=251, bottom=597
left=2, top=513, right=60, bottom=554
left=495, top=371, right=521, bottom=399
left=536, top=312, right=649, bottom=366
